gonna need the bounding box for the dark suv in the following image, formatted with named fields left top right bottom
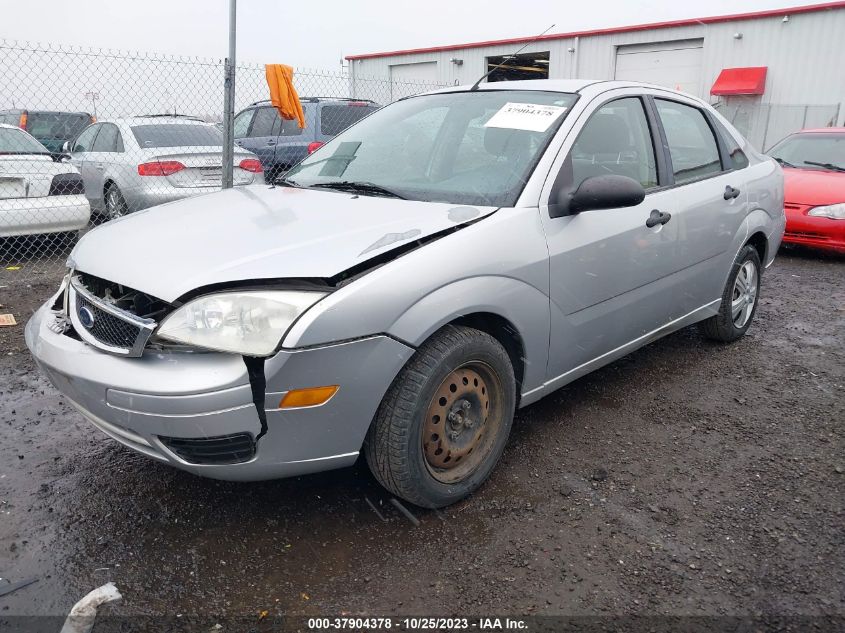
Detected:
left=233, top=97, right=379, bottom=180
left=0, top=110, right=94, bottom=153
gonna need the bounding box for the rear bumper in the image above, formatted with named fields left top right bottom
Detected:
left=783, top=209, right=845, bottom=253
left=26, top=300, right=414, bottom=481
left=0, top=195, right=90, bottom=237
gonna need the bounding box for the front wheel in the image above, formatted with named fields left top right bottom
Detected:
left=700, top=244, right=762, bottom=342
left=365, top=326, right=516, bottom=508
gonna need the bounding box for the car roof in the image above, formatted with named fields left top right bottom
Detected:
left=98, top=117, right=214, bottom=126
left=795, top=127, right=845, bottom=134
left=423, top=78, right=699, bottom=99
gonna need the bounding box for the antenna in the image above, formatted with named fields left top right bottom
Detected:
left=470, top=24, right=555, bottom=91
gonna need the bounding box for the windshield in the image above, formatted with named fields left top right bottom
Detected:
left=767, top=133, right=845, bottom=171
left=0, top=127, right=49, bottom=154
left=285, top=90, right=578, bottom=206
left=131, top=123, right=223, bottom=148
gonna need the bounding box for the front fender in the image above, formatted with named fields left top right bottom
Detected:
left=282, top=207, right=552, bottom=395
left=388, top=276, right=550, bottom=394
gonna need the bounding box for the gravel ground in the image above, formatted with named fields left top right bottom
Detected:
left=0, top=249, right=843, bottom=629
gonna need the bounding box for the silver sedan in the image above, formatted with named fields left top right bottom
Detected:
left=28, top=80, right=784, bottom=508
left=67, top=116, right=264, bottom=218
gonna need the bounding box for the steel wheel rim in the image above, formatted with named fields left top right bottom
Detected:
left=422, top=361, right=504, bottom=484
left=731, top=260, right=758, bottom=328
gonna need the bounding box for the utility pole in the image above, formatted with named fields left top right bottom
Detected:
left=222, top=0, right=237, bottom=189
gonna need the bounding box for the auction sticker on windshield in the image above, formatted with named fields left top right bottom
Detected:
left=484, top=102, right=567, bottom=132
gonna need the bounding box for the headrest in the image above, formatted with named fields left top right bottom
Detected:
left=484, top=127, right=530, bottom=157
left=576, top=113, right=631, bottom=154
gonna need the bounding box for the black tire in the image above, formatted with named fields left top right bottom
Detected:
left=700, top=244, right=762, bottom=342
left=104, top=183, right=128, bottom=219
left=365, top=325, right=516, bottom=508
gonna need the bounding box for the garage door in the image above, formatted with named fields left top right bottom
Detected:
left=615, top=39, right=704, bottom=96
left=389, top=61, right=438, bottom=100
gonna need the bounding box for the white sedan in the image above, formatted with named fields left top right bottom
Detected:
left=0, top=123, right=91, bottom=238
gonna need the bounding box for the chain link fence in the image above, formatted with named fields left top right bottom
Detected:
left=0, top=39, right=444, bottom=288
left=713, top=99, right=841, bottom=151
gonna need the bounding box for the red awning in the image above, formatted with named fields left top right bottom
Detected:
left=710, top=67, right=768, bottom=96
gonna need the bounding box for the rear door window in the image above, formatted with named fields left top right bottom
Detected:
left=320, top=104, right=375, bottom=136
left=655, top=99, right=722, bottom=183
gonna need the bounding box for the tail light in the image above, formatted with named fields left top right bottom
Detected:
left=238, top=158, right=263, bottom=173
left=307, top=142, right=324, bottom=154
left=19, top=112, right=27, bottom=130
left=90, top=115, right=97, bottom=124
left=137, top=161, right=185, bottom=176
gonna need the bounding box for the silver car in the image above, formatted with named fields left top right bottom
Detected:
left=27, top=80, right=785, bottom=508
left=67, top=116, right=264, bottom=218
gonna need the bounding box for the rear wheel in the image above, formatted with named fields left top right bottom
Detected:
left=104, top=184, right=128, bottom=219
left=700, top=244, right=762, bottom=342
left=365, top=326, right=515, bottom=508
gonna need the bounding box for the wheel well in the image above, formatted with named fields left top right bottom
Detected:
left=449, top=313, right=526, bottom=402
left=746, top=231, right=768, bottom=264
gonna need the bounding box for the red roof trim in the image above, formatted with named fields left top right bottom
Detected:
left=346, top=2, right=845, bottom=60
left=710, top=67, right=768, bottom=95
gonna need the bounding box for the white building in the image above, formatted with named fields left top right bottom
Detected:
left=347, top=1, right=845, bottom=149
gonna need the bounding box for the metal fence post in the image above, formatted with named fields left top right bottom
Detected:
left=222, top=0, right=237, bottom=189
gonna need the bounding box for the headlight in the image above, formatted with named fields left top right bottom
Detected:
left=156, top=291, right=327, bottom=356
left=807, top=203, right=845, bottom=220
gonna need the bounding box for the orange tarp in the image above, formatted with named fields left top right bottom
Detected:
left=265, top=64, right=306, bottom=128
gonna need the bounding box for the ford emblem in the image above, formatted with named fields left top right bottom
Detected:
left=78, top=306, right=96, bottom=329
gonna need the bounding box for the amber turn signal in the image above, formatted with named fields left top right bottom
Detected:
left=279, top=385, right=339, bottom=409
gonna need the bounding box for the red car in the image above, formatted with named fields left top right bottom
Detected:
left=767, top=128, right=845, bottom=254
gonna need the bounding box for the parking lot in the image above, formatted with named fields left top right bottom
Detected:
left=1, top=248, right=842, bottom=624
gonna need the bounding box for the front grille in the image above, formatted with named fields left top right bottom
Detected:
left=159, top=433, right=256, bottom=465
left=76, top=293, right=142, bottom=348
left=68, top=275, right=156, bottom=356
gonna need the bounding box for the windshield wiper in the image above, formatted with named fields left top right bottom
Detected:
left=803, top=160, right=845, bottom=172
left=773, top=156, right=796, bottom=168
left=309, top=181, right=406, bottom=199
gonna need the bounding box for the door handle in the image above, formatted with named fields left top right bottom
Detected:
left=266, top=140, right=276, bottom=146
left=95, top=163, right=104, bottom=170
left=646, top=209, right=672, bottom=228
left=724, top=185, right=740, bottom=200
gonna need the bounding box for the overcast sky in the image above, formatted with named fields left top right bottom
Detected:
left=0, top=0, right=824, bottom=70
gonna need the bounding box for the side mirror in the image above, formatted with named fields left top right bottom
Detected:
left=553, top=174, right=646, bottom=217
left=62, top=140, right=71, bottom=152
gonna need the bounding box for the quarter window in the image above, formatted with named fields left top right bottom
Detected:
left=655, top=99, right=722, bottom=183
left=712, top=118, right=748, bottom=170
left=568, top=97, right=658, bottom=190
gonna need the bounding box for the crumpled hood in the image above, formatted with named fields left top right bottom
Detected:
left=70, top=185, right=496, bottom=302
left=783, top=167, right=845, bottom=206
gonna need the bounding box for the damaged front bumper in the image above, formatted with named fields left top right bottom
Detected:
left=25, top=300, right=414, bottom=481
